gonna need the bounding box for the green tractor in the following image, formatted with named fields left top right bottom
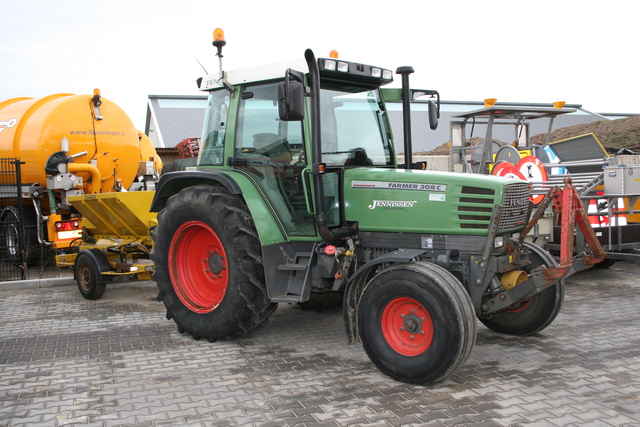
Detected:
left=150, top=31, right=604, bottom=384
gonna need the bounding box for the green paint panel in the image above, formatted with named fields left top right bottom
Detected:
left=195, top=168, right=290, bottom=245
left=344, top=168, right=522, bottom=236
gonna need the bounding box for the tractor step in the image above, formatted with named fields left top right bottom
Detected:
left=277, top=263, right=307, bottom=271
left=269, top=251, right=314, bottom=303
left=270, top=295, right=302, bottom=303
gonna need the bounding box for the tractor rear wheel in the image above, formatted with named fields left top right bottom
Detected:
left=151, top=185, right=276, bottom=341
left=358, top=261, right=476, bottom=385
left=480, top=242, right=564, bottom=336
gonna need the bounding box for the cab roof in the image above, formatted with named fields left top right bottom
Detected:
left=199, top=59, right=308, bottom=90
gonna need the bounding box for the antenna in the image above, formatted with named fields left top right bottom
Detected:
left=196, top=59, right=209, bottom=75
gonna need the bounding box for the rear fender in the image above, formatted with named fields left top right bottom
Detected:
left=150, top=170, right=287, bottom=246
left=150, top=171, right=241, bottom=212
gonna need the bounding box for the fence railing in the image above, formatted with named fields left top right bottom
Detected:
left=0, top=158, right=27, bottom=281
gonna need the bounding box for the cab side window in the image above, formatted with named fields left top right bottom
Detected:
left=234, top=82, right=315, bottom=235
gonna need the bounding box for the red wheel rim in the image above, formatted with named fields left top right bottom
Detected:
left=381, top=297, right=434, bottom=356
left=506, top=299, right=531, bottom=313
left=168, top=220, right=228, bottom=313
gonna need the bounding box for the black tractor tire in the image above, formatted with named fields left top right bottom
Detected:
left=480, top=242, right=564, bottom=336
left=358, top=261, right=476, bottom=385
left=0, top=205, right=40, bottom=265
left=594, top=258, right=616, bottom=269
left=160, top=158, right=198, bottom=175
left=75, top=250, right=107, bottom=300
left=151, top=185, right=276, bottom=341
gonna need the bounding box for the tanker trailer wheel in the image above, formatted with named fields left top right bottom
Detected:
left=358, top=261, right=476, bottom=385
left=74, top=250, right=108, bottom=300
left=151, top=185, right=277, bottom=341
left=1, top=205, right=40, bottom=265
left=480, top=242, right=564, bottom=336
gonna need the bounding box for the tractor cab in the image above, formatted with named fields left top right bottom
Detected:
left=194, top=45, right=440, bottom=241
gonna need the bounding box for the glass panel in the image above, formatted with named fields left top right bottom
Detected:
left=198, top=90, right=230, bottom=166
left=320, top=88, right=393, bottom=167
left=234, top=82, right=315, bottom=236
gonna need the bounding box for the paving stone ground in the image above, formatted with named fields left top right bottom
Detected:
left=0, top=261, right=639, bottom=426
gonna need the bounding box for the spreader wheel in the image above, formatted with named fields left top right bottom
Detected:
left=358, top=261, right=476, bottom=385
left=75, top=250, right=108, bottom=300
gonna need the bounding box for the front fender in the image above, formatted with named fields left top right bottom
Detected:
left=343, top=248, right=428, bottom=343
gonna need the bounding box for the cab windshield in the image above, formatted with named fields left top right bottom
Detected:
left=319, top=87, right=394, bottom=167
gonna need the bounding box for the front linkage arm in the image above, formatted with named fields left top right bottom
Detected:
left=521, top=177, right=606, bottom=279
left=484, top=178, right=607, bottom=313
left=544, top=177, right=607, bottom=278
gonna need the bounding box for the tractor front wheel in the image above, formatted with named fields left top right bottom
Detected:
left=151, top=185, right=276, bottom=341
left=480, top=242, right=564, bottom=336
left=358, top=262, right=476, bottom=385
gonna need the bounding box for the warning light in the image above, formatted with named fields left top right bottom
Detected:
left=213, top=28, right=225, bottom=43
left=55, top=220, right=80, bottom=231
left=92, top=88, right=102, bottom=107
left=484, top=98, right=497, bottom=108
left=212, top=28, right=226, bottom=58
left=329, top=50, right=339, bottom=59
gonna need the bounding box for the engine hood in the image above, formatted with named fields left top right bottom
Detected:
left=342, top=168, right=528, bottom=235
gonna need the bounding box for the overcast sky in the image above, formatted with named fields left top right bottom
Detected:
left=1, top=0, right=637, bottom=132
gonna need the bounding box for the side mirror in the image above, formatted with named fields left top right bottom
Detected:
left=428, top=99, right=439, bottom=130
left=406, top=89, right=440, bottom=131
left=278, top=68, right=305, bottom=121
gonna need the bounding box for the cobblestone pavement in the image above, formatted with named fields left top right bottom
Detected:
left=1, top=262, right=639, bottom=427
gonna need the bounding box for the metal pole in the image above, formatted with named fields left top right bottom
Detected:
left=13, top=159, right=26, bottom=279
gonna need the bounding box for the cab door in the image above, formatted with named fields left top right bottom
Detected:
left=233, top=81, right=317, bottom=236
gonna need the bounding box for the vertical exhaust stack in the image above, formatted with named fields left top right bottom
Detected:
left=396, top=66, right=414, bottom=169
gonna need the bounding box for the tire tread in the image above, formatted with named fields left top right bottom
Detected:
left=151, top=185, right=276, bottom=341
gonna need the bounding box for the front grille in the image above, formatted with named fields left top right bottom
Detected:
left=458, top=186, right=495, bottom=229
left=456, top=183, right=530, bottom=231
left=498, top=183, right=530, bottom=231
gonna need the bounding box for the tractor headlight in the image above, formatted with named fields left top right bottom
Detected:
left=324, top=59, right=336, bottom=71
left=319, top=57, right=394, bottom=84
left=494, top=236, right=504, bottom=249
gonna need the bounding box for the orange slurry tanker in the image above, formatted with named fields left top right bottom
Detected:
left=0, top=90, right=161, bottom=296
